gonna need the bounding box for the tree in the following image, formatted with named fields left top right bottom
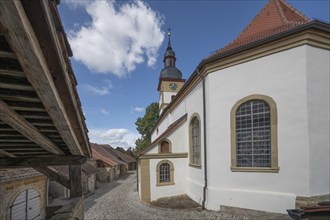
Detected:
left=134, top=102, right=159, bottom=155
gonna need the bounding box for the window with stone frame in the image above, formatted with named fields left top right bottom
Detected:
left=159, top=162, right=170, bottom=182
left=236, top=100, right=271, bottom=167
left=160, top=140, right=170, bottom=153
left=230, top=95, right=279, bottom=172
left=190, top=116, right=201, bottom=166
left=156, top=160, right=174, bottom=186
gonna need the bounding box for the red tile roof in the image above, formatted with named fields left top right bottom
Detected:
left=102, top=145, right=136, bottom=163
left=211, top=0, right=310, bottom=56
left=91, top=143, right=124, bottom=166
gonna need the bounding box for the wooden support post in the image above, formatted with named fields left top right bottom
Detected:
left=69, top=165, right=82, bottom=197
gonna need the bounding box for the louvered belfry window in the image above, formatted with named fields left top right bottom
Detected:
left=236, top=100, right=271, bottom=167
left=159, top=162, right=170, bottom=182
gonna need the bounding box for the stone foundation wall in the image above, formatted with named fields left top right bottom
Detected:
left=296, top=194, right=330, bottom=208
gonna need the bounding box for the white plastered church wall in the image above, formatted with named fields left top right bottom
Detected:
left=306, top=45, right=330, bottom=196
left=205, top=45, right=313, bottom=213
left=149, top=157, right=188, bottom=201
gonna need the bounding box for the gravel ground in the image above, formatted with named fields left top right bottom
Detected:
left=84, top=171, right=290, bottom=220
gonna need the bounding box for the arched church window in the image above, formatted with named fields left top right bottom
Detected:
left=189, top=114, right=201, bottom=167
left=156, top=160, right=175, bottom=186
left=230, top=95, right=279, bottom=172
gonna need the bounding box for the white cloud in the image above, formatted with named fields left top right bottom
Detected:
left=89, top=128, right=140, bottom=149
left=68, top=1, right=164, bottom=77
left=132, top=107, right=145, bottom=113
left=100, top=108, right=109, bottom=115
left=83, top=79, right=113, bottom=95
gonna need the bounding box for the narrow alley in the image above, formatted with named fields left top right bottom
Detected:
left=84, top=171, right=290, bottom=220
left=84, top=171, right=235, bottom=220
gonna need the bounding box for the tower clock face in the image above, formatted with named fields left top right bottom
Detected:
left=169, top=82, right=177, bottom=91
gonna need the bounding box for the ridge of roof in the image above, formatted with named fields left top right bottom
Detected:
left=91, top=143, right=124, bottom=166
left=211, top=0, right=310, bottom=57
left=100, top=145, right=135, bottom=163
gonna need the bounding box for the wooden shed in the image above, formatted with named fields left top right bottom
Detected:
left=0, top=0, right=91, bottom=219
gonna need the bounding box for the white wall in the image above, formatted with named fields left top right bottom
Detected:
left=205, top=45, right=317, bottom=213
left=149, top=158, right=188, bottom=201
left=306, top=45, right=330, bottom=195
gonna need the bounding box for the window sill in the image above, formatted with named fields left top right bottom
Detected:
left=189, top=163, right=202, bottom=169
left=230, top=167, right=279, bottom=173
left=156, top=182, right=175, bottom=186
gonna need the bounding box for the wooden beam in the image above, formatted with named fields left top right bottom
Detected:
left=0, top=150, right=71, bottom=189
left=69, top=165, right=82, bottom=197
left=0, top=149, right=15, bottom=157
left=0, top=0, right=84, bottom=156
left=34, top=166, right=70, bottom=189
left=0, top=155, right=87, bottom=168
left=0, top=51, right=16, bottom=59
left=0, top=99, right=64, bottom=155
left=0, top=69, right=25, bottom=77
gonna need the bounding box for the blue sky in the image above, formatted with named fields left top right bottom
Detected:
left=58, top=0, right=330, bottom=149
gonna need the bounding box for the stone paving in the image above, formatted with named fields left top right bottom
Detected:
left=84, top=171, right=290, bottom=220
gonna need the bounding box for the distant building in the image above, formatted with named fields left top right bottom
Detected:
left=138, top=0, right=330, bottom=214
left=91, top=143, right=124, bottom=182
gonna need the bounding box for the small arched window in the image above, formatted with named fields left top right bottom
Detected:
left=159, top=163, right=170, bottom=182
left=231, top=95, right=279, bottom=172
left=190, top=115, right=201, bottom=166
left=160, top=141, right=169, bottom=153
left=156, top=160, right=174, bottom=186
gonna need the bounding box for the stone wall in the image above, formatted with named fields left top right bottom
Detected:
left=48, top=180, right=67, bottom=201
left=0, top=175, right=47, bottom=220
left=296, top=194, right=330, bottom=208
left=97, top=167, right=110, bottom=182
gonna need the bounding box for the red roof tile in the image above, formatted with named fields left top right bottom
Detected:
left=91, top=143, right=124, bottom=166
left=212, top=0, right=310, bottom=56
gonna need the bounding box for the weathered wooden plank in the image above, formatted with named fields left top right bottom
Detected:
left=0, top=98, right=64, bottom=155
left=0, top=0, right=83, bottom=156
left=0, top=51, right=16, bottom=59
left=35, top=166, right=70, bottom=189
left=0, top=83, right=33, bottom=91
left=0, top=143, right=38, bottom=147
left=0, top=149, right=15, bottom=157
left=21, top=0, right=90, bottom=156
left=0, top=69, right=25, bottom=78
left=69, top=165, right=82, bottom=197
left=0, top=155, right=87, bottom=167
left=11, top=106, right=46, bottom=112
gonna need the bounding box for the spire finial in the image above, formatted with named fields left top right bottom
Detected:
left=167, top=27, right=172, bottom=48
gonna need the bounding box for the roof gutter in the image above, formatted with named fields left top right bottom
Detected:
left=196, top=69, right=208, bottom=210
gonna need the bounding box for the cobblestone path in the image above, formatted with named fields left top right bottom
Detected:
left=84, top=171, right=239, bottom=220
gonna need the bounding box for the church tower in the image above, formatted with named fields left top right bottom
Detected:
left=158, top=30, right=185, bottom=114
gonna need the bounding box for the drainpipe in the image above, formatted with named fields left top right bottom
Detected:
left=196, top=69, right=208, bottom=210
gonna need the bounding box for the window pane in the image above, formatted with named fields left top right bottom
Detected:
left=236, top=100, right=271, bottom=167
left=160, top=163, right=170, bottom=182
left=191, top=117, right=200, bottom=164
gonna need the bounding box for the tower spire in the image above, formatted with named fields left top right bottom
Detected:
left=167, top=28, right=172, bottom=49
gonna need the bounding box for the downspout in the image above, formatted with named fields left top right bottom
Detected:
left=196, top=69, right=208, bottom=210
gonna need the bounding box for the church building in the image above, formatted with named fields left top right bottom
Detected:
left=137, top=0, right=330, bottom=214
